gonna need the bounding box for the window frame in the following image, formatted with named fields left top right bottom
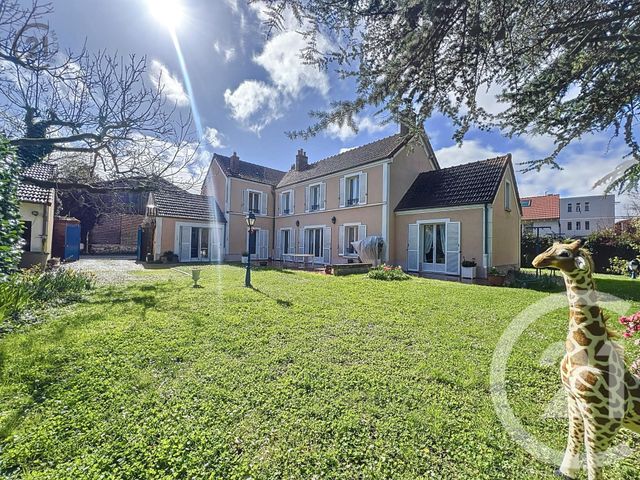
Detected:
left=585, top=202, right=590, bottom=212
left=576, top=221, right=581, bottom=230
left=247, top=189, right=262, bottom=215
left=576, top=202, right=581, bottom=213
left=567, top=203, right=572, bottom=213
left=280, top=189, right=293, bottom=216
left=567, top=221, right=572, bottom=231
left=585, top=221, right=590, bottom=230
left=504, top=181, right=512, bottom=211
left=308, top=182, right=322, bottom=212
left=345, top=174, right=360, bottom=206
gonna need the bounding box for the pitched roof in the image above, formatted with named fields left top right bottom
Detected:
left=17, top=162, right=57, bottom=204
left=151, top=189, right=226, bottom=223
left=277, top=133, right=410, bottom=187
left=214, top=154, right=286, bottom=186
left=521, top=194, right=560, bottom=220
left=395, top=155, right=513, bottom=211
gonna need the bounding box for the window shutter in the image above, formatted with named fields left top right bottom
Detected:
left=242, top=189, right=248, bottom=214
left=275, top=229, right=282, bottom=260
left=320, top=183, right=326, bottom=210
left=339, top=225, right=345, bottom=256
left=300, top=228, right=305, bottom=253
left=323, top=226, right=331, bottom=264
left=407, top=224, right=419, bottom=271
left=339, top=177, right=346, bottom=207
left=259, top=230, right=269, bottom=259
left=213, top=225, right=224, bottom=262
left=179, top=226, right=191, bottom=262
left=359, top=172, right=368, bottom=205
left=291, top=229, right=296, bottom=255
left=260, top=192, right=267, bottom=216
left=446, top=222, right=460, bottom=275
left=291, top=190, right=295, bottom=214
left=358, top=224, right=367, bottom=242
left=305, top=186, right=310, bottom=212
left=278, top=193, right=283, bottom=216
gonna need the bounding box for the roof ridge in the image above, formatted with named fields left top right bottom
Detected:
left=433, top=154, right=510, bottom=173
left=309, top=133, right=404, bottom=166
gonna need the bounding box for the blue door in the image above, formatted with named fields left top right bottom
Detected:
left=64, top=224, right=81, bottom=261
left=136, top=226, right=143, bottom=261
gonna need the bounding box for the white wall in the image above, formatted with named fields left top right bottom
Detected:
left=560, top=195, right=615, bottom=237
left=19, top=202, right=49, bottom=253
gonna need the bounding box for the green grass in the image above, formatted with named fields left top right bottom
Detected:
left=1, top=266, right=639, bottom=479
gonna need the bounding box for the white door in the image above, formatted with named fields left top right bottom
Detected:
left=305, top=227, right=324, bottom=263
left=323, top=226, right=331, bottom=264
left=422, top=223, right=446, bottom=273
left=179, top=226, right=191, bottom=262
left=446, top=222, right=461, bottom=275
left=258, top=230, right=269, bottom=259
left=407, top=224, right=419, bottom=271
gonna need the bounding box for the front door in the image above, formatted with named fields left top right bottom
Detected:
left=64, top=224, right=81, bottom=261
left=422, top=223, right=446, bottom=273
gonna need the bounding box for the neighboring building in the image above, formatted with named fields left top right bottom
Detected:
left=520, top=194, right=561, bottom=236
left=560, top=195, right=615, bottom=237
left=144, top=187, right=226, bottom=262
left=157, top=128, right=523, bottom=277
left=17, top=163, right=56, bottom=268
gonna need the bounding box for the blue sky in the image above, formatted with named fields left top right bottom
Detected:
left=43, top=0, right=634, bottom=214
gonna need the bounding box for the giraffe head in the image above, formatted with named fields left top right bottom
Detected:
left=532, top=239, right=594, bottom=275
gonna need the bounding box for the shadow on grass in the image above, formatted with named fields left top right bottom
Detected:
left=596, top=276, right=640, bottom=303
left=249, top=286, right=293, bottom=307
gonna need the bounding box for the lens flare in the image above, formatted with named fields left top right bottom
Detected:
left=147, top=0, right=184, bottom=30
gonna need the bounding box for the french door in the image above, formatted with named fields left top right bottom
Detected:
left=179, top=226, right=215, bottom=262
left=422, top=223, right=446, bottom=272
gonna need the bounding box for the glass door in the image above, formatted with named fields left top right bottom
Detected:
left=188, top=227, right=211, bottom=261
left=306, top=228, right=323, bottom=262
left=422, top=223, right=446, bottom=272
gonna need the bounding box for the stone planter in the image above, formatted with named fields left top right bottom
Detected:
left=461, top=266, right=477, bottom=279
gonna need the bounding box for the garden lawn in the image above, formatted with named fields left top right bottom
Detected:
left=1, top=266, right=639, bottom=479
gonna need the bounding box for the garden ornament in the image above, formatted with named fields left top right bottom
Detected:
left=533, top=240, right=640, bottom=480
left=351, top=236, right=384, bottom=266
left=628, top=258, right=640, bottom=279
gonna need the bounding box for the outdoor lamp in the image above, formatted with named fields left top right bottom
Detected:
left=245, top=212, right=256, bottom=287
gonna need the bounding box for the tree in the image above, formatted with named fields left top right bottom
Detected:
left=0, top=137, right=22, bottom=278
left=256, top=0, right=640, bottom=191
left=0, top=1, right=200, bottom=191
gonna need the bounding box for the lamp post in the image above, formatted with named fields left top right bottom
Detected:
left=245, top=212, right=256, bottom=287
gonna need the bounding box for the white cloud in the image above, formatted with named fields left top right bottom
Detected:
left=224, top=0, right=239, bottom=13
left=254, top=31, right=329, bottom=97
left=214, top=41, right=236, bottom=63
left=148, top=60, right=189, bottom=107
left=326, top=116, right=389, bottom=142
left=223, top=80, right=282, bottom=134
left=204, top=127, right=225, bottom=148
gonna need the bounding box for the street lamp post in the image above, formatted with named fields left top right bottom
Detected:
left=245, top=212, right=256, bottom=287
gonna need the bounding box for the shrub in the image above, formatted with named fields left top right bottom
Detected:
left=0, top=137, right=23, bottom=280
left=0, top=267, right=94, bottom=325
left=585, top=220, right=640, bottom=273
left=368, top=264, right=411, bottom=281
left=607, top=256, right=631, bottom=275
left=508, top=270, right=563, bottom=292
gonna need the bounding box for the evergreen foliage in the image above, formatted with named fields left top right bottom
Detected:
left=0, top=138, right=23, bottom=279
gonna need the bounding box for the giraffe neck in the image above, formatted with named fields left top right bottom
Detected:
left=561, top=269, right=609, bottom=354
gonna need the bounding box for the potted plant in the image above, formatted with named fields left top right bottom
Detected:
left=160, top=251, right=178, bottom=264
left=145, top=253, right=154, bottom=263
left=461, top=258, right=477, bottom=279
left=241, top=251, right=249, bottom=264
left=487, top=266, right=506, bottom=286
left=325, top=265, right=332, bottom=275
left=259, top=260, right=268, bottom=267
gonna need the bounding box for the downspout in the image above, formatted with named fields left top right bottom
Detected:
left=483, top=203, right=489, bottom=274
left=271, top=185, right=276, bottom=258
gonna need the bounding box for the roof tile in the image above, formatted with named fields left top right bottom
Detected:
left=214, top=154, right=286, bottom=186
left=18, top=163, right=56, bottom=204
left=153, top=189, right=226, bottom=223
left=521, top=194, right=560, bottom=220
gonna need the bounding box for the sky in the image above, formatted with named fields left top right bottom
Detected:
left=39, top=0, right=635, bottom=216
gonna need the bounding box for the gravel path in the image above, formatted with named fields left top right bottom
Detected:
left=66, top=255, right=151, bottom=285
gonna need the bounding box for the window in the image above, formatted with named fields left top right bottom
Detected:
left=504, top=181, right=512, bottom=211
left=306, top=228, right=323, bottom=258
left=567, top=203, right=572, bottom=212
left=585, top=221, right=590, bottom=230
left=281, top=229, right=291, bottom=254
left=520, top=199, right=531, bottom=207
left=576, top=202, right=581, bottom=213
left=345, top=225, right=358, bottom=255
left=423, top=223, right=446, bottom=265
left=576, top=221, right=581, bottom=230
left=248, top=191, right=261, bottom=214
left=309, top=184, right=321, bottom=211
left=281, top=191, right=291, bottom=215
left=585, top=202, right=590, bottom=212
left=346, top=175, right=360, bottom=206
left=567, top=221, right=572, bottom=231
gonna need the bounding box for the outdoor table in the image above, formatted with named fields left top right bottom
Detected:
left=282, top=253, right=315, bottom=269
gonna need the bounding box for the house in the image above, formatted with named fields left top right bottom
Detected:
left=560, top=194, right=615, bottom=237
left=165, top=127, right=522, bottom=277
left=17, top=163, right=56, bottom=268
left=144, top=187, right=226, bottom=262
left=395, top=155, right=521, bottom=275
left=520, top=194, right=561, bottom=236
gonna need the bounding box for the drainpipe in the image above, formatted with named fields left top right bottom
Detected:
left=271, top=186, right=276, bottom=258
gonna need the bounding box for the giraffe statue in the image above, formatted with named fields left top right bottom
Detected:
left=532, top=239, right=640, bottom=480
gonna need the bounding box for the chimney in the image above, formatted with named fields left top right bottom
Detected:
left=295, top=149, right=308, bottom=171
left=230, top=151, right=240, bottom=173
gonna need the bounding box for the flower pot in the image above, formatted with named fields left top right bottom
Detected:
left=461, top=266, right=477, bottom=279
left=241, top=256, right=248, bottom=264
left=325, top=265, right=332, bottom=275
left=260, top=260, right=268, bottom=267
left=488, top=274, right=506, bottom=286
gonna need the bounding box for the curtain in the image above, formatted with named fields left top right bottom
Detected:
left=423, top=226, right=433, bottom=260
left=438, top=224, right=446, bottom=262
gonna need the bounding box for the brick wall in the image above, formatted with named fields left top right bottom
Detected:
left=90, top=214, right=144, bottom=253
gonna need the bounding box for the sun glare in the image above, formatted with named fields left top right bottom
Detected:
left=147, top=0, right=184, bottom=29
